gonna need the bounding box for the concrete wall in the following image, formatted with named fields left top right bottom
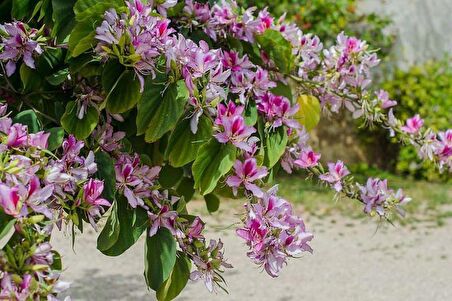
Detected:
left=359, top=0, right=452, bottom=69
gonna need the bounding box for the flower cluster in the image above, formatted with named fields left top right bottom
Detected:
left=214, top=103, right=256, bottom=152
left=257, top=92, right=299, bottom=129
left=160, top=214, right=232, bottom=293
left=0, top=105, right=112, bottom=300
left=95, top=0, right=175, bottom=86
left=319, top=161, right=350, bottom=192
left=359, top=178, right=411, bottom=217
left=386, top=113, right=452, bottom=172
left=92, top=121, right=126, bottom=153
left=181, top=1, right=452, bottom=175
left=110, top=144, right=232, bottom=291
left=189, top=238, right=232, bottom=293
left=226, top=157, right=268, bottom=197
left=237, top=187, right=313, bottom=277
left=0, top=21, right=44, bottom=76
left=0, top=225, right=71, bottom=301
left=115, top=153, right=161, bottom=209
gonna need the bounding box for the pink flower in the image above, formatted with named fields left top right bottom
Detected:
left=0, top=273, right=32, bottom=300
left=215, top=101, right=244, bottom=126
left=148, top=204, right=180, bottom=237
left=294, top=150, right=321, bottom=168
left=94, top=9, right=125, bottom=45
left=0, top=22, right=43, bottom=76
left=319, top=161, right=350, bottom=192
left=190, top=239, right=232, bottom=292
left=376, top=90, right=397, bottom=109
left=81, top=179, right=110, bottom=228
left=115, top=154, right=160, bottom=209
left=25, top=176, right=54, bottom=218
left=237, top=187, right=313, bottom=277
left=401, top=114, right=424, bottom=134
left=186, top=216, right=205, bottom=241
left=155, top=0, right=177, bottom=16
left=359, top=178, right=411, bottom=217
left=0, top=184, right=22, bottom=217
left=0, top=104, right=8, bottom=116
left=226, top=158, right=268, bottom=197
left=93, top=123, right=125, bottom=153
left=221, top=50, right=254, bottom=73
left=5, top=123, right=28, bottom=147
left=61, top=135, right=85, bottom=163
left=257, top=92, right=300, bottom=129
left=184, top=0, right=211, bottom=23
left=435, top=129, right=452, bottom=171
left=28, top=131, right=50, bottom=149
left=252, top=67, right=276, bottom=96
left=31, top=242, right=54, bottom=265
left=236, top=218, right=268, bottom=253
left=359, top=178, right=391, bottom=216
left=214, top=114, right=256, bottom=152
left=255, top=8, right=273, bottom=33
left=83, top=179, right=109, bottom=207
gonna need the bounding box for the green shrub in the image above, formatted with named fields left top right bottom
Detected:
left=361, top=58, right=452, bottom=181
left=384, top=59, right=452, bottom=180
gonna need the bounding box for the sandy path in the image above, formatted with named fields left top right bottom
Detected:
left=52, top=200, right=452, bottom=301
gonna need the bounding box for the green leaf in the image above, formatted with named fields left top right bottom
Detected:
left=192, top=139, right=237, bottom=195
left=73, top=0, right=122, bottom=21
left=13, top=110, right=41, bottom=133
left=102, top=62, right=141, bottom=113
left=264, top=126, right=288, bottom=168
left=156, top=252, right=191, bottom=301
left=46, top=127, right=65, bottom=151
left=52, top=0, right=76, bottom=42
left=51, top=250, right=63, bottom=271
left=98, top=196, right=149, bottom=256
left=271, top=82, right=293, bottom=101
left=137, top=80, right=189, bottom=143
left=256, top=29, right=295, bottom=74
left=244, top=101, right=258, bottom=126
left=68, top=54, right=102, bottom=77
left=176, top=177, right=195, bottom=202
left=94, top=152, right=116, bottom=202
left=101, top=60, right=124, bottom=90
left=97, top=200, right=120, bottom=252
left=69, top=0, right=125, bottom=56
left=204, top=194, right=220, bottom=213
left=12, top=0, right=34, bottom=19
left=37, top=48, right=65, bottom=74
left=0, top=211, right=15, bottom=243
left=159, top=165, right=183, bottom=189
left=136, top=77, right=165, bottom=135
left=145, top=228, right=177, bottom=291
left=295, top=95, right=321, bottom=131
left=165, top=115, right=213, bottom=167
left=61, top=101, right=99, bottom=140
left=19, top=64, right=43, bottom=92
left=46, top=68, right=69, bottom=86
left=68, top=21, right=97, bottom=57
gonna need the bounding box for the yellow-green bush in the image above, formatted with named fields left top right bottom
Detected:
left=383, top=59, right=452, bottom=180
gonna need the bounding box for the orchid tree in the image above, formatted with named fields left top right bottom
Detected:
left=0, top=0, right=451, bottom=300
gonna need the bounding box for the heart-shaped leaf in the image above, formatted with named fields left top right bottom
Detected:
left=144, top=228, right=177, bottom=291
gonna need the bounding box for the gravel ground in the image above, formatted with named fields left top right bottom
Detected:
left=53, top=200, right=452, bottom=301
